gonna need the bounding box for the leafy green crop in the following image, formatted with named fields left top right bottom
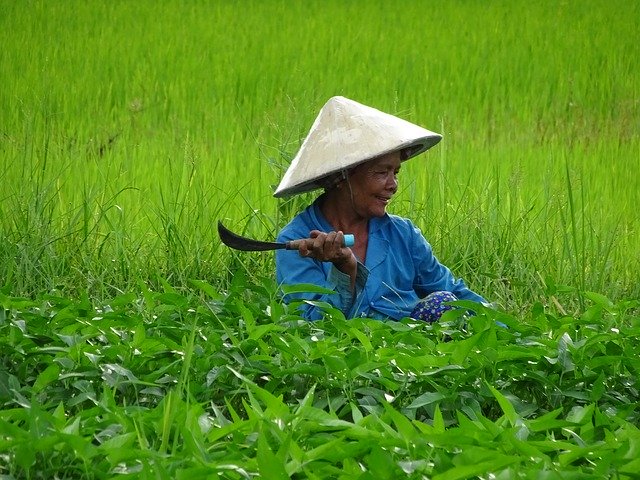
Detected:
left=1, top=282, right=638, bottom=478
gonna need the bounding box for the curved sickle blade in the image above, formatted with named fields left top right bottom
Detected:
left=217, top=221, right=287, bottom=251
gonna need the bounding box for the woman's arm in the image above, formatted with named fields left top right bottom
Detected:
left=409, top=223, right=487, bottom=304
left=276, top=238, right=367, bottom=320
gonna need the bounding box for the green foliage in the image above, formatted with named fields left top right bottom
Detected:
left=1, top=281, right=639, bottom=478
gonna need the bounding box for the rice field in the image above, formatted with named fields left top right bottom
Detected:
left=1, top=1, right=639, bottom=478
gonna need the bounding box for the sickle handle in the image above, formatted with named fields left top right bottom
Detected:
left=285, top=234, right=355, bottom=250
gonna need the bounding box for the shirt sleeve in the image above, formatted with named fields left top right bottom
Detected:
left=409, top=223, right=487, bottom=304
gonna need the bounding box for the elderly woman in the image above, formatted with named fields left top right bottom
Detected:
left=274, top=96, right=488, bottom=322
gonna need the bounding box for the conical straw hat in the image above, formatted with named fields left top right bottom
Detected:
left=273, top=96, right=442, bottom=197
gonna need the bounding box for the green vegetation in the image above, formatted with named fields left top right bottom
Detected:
left=1, top=284, right=639, bottom=478
left=1, top=0, right=638, bottom=478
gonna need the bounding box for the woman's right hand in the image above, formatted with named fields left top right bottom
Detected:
left=296, top=230, right=357, bottom=276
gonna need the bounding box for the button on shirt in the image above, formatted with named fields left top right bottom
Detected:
left=275, top=198, right=487, bottom=321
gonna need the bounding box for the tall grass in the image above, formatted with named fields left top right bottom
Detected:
left=1, top=0, right=638, bottom=310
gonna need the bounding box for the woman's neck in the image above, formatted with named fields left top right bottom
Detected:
left=319, top=191, right=369, bottom=235
left=317, top=191, right=370, bottom=262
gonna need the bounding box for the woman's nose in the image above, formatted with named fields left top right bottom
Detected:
left=386, top=173, right=398, bottom=192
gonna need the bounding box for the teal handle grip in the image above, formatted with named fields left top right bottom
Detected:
left=343, top=234, right=355, bottom=247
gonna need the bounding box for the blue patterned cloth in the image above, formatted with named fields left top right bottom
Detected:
left=410, top=291, right=458, bottom=323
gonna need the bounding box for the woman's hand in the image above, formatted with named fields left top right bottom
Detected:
left=297, top=230, right=357, bottom=277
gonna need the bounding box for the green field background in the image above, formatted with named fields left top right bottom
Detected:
left=1, top=0, right=638, bottom=311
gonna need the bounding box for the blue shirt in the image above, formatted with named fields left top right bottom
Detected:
left=275, top=197, right=487, bottom=321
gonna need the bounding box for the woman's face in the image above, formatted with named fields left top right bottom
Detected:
left=347, top=151, right=401, bottom=219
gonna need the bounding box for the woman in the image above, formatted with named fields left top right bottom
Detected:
left=274, top=96, right=488, bottom=322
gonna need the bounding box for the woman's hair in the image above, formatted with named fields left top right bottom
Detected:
left=401, top=145, right=420, bottom=160
left=319, top=170, right=347, bottom=191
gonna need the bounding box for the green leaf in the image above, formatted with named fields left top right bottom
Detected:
left=188, top=279, right=223, bottom=300
left=620, top=457, right=640, bottom=475
left=132, top=323, right=146, bottom=347
left=228, top=366, right=290, bottom=418
left=366, top=445, right=403, bottom=480
left=304, top=300, right=346, bottom=320
left=406, top=392, right=446, bottom=409
left=557, top=332, right=575, bottom=372
left=528, top=408, right=572, bottom=432
left=257, top=427, right=289, bottom=480
left=301, top=437, right=372, bottom=472
left=155, top=292, right=189, bottom=307
left=486, top=382, right=518, bottom=425
left=433, top=456, right=516, bottom=480
left=583, top=291, right=614, bottom=309
left=107, top=292, right=137, bottom=307
left=349, top=327, right=373, bottom=351
left=32, top=363, right=61, bottom=393
left=566, top=403, right=594, bottom=425
left=248, top=323, right=284, bottom=341
left=14, top=441, right=36, bottom=470
left=433, top=404, right=445, bottom=433
left=383, top=402, right=417, bottom=440
left=100, top=432, right=137, bottom=450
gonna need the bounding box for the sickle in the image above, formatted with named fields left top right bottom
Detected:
left=217, top=221, right=354, bottom=251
